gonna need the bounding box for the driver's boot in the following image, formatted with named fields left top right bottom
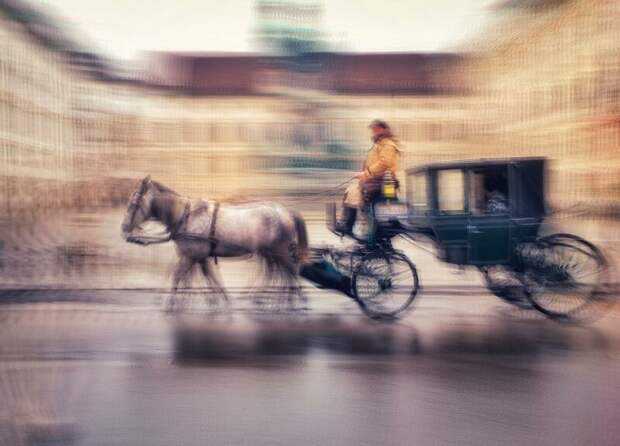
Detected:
left=335, top=206, right=357, bottom=235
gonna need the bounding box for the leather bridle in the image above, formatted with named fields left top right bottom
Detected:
left=127, top=187, right=149, bottom=232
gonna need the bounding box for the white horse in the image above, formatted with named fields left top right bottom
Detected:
left=121, top=176, right=308, bottom=310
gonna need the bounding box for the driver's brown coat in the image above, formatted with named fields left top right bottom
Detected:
left=344, top=136, right=401, bottom=208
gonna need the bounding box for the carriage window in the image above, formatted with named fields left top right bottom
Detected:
left=410, top=173, right=428, bottom=213
left=437, top=169, right=465, bottom=213
left=469, top=166, right=509, bottom=215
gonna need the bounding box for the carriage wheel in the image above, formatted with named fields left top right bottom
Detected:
left=480, top=265, right=531, bottom=309
left=352, top=251, right=419, bottom=319
left=519, top=234, right=611, bottom=321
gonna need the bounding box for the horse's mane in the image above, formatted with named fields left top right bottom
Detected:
left=219, top=194, right=264, bottom=205
left=151, top=180, right=180, bottom=196
left=148, top=182, right=271, bottom=205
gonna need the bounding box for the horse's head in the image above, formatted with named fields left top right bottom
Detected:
left=121, top=176, right=154, bottom=239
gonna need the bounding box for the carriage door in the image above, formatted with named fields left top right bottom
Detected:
left=466, top=167, right=512, bottom=265
left=432, top=169, right=469, bottom=265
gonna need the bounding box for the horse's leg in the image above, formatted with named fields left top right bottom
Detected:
left=247, top=256, right=261, bottom=307
left=251, top=255, right=265, bottom=306
left=166, top=256, right=194, bottom=313
left=288, top=252, right=308, bottom=310
left=272, top=247, right=304, bottom=311
left=279, top=226, right=307, bottom=311
left=292, top=265, right=308, bottom=311
left=286, top=259, right=307, bottom=311
left=261, top=253, right=291, bottom=312
left=253, top=252, right=276, bottom=309
left=271, top=257, right=289, bottom=311
left=209, top=261, right=230, bottom=306
left=287, top=241, right=308, bottom=309
left=199, top=259, right=229, bottom=309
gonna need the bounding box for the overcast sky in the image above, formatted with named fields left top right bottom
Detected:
left=36, top=0, right=496, bottom=60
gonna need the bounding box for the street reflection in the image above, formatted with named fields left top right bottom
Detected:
left=172, top=313, right=616, bottom=361
left=2, top=305, right=619, bottom=445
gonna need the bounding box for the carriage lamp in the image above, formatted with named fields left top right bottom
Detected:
left=383, top=183, right=396, bottom=199
left=382, top=171, right=397, bottom=199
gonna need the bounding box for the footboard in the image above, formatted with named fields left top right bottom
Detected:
left=300, top=258, right=352, bottom=296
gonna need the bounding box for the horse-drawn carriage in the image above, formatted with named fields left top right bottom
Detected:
left=302, top=157, right=612, bottom=320
left=122, top=157, right=612, bottom=320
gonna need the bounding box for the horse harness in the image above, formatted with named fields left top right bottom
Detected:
left=209, top=201, right=220, bottom=264
left=173, top=199, right=221, bottom=263
left=128, top=189, right=148, bottom=230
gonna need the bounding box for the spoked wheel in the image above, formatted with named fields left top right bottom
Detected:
left=480, top=265, right=531, bottom=309
left=519, top=234, right=611, bottom=321
left=352, top=251, right=419, bottom=319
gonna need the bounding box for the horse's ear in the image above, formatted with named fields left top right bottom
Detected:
left=142, top=175, right=152, bottom=187
left=138, top=175, right=150, bottom=193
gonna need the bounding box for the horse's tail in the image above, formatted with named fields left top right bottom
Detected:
left=292, top=211, right=309, bottom=265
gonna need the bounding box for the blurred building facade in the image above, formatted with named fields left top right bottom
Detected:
left=139, top=51, right=463, bottom=198
left=1, top=0, right=619, bottom=214
left=0, top=2, right=76, bottom=213
left=459, top=0, right=620, bottom=210
left=0, top=1, right=142, bottom=211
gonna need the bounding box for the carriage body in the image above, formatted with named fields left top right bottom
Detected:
left=314, top=156, right=610, bottom=320
left=404, top=157, right=546, bottom=267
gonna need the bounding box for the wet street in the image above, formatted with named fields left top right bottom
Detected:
left=1, top=293, right=620, bottom=446
left=1, top=209, right=620, bottom=445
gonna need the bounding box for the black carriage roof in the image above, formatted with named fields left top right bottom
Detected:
left=406, top=157, right=546, bottom=175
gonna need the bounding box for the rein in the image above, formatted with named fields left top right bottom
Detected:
left=127, top=189, right=146, bottom=231
left=126, top=232, right=172, bottom=245
left=278, top=176, right=357, bottom=205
